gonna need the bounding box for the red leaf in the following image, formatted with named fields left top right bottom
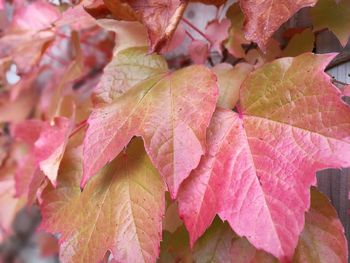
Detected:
left=126, top=0, right=188, bottom=51
left=240, top=0, right=317, bottom=51
left=177, top=53, right=350, bottom=261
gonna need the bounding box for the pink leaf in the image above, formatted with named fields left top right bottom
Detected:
left=205, top=19, right=230, bottom=54
left=189, top=40, right=209, bottom=64
left=343, top=85, right=350, bottom=96
left=12, top=117, right=72, bottom=198
left=13, top=1, right=60, bottom=31
left=177, top=53, right=350, bottom=261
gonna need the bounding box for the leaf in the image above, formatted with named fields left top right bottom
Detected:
left=160, top=24, right=187, bottom=53
left=293, top=187, right=348, bottom=263
left=205, top=18, right=231, bottom=54
left=131, top=0, right=188, bottom=52
left=158, top=226, right=193, bottom=263
left=40, top=138, right=165, bottom=263
left=161, top=189, right=347, bottom=262
left=240, top=0, right=317, bottom=51
left=177, top=53, right=350, bottom=261
left=12, top=1, right=60, bottom=31
left=281, top=28, right=315, bottom=57
left=96, top=19, right=149, bottom=54
left=12, top=117, right=71, bottom=197
left=189, top=40, right=210, bottom=64
left=245, top=38, right=281, bottom=66
left=0, top=30, right=55, bottom=72
left=311, top=0, right=350, bottom=47
left=83, top=65, right=218, bottom=198
left=37, top=233, right=59, bottom=257
left=343, top=85, right=350, bottom=97
left=163, top=194, right=183, bottom=233
left=93, top=47, right=168, bottom=104
left=193, top=218, right=278, bottom=263
left=212, top=62, right=253, bottom=109
left=55, top=4, right=97, bottom=31
left=103, top=0, right=140, bottom=21
left=95, top=0, right=188, bottom=52
left=0, top=88, right=38, bottom=123
left=0, top=141, right=25, bottom=241
left=190, top=0, right=227, bottom=6
left=225, top=3, right=250, bottom=58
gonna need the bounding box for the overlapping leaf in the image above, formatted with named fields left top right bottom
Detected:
left=93, top=47, right=168, bottom=104
left=177, top=53, right=350, bottom=261
left=281, top=28, right=315, bottom=57
left=96, top=19, right=149, bottom=54
left=12, top=117, right=71, bottom=199
left=311, top=0, right=350, bottom=47
left=196, top=188, right=347, bottom=263
left=40, top=138, right=165, bottom=263
left=123, top=0, right=188, bottom=51
left=293, top=187, right=348, bottom=263
left=87, top=0, right=188, bottom=52
left=240, top=0, right=317, bottom=51
left=212, top=62, right=253, bottom=109
left=170, top=188, right=347, bottom=262
left=225, top=3, right=250, bottom=58
left=83, top=64, right=218, bottom=198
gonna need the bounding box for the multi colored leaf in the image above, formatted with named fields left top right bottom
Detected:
left=83, top=64, right=218, bottom=198
left=40, top=138, right=165, bottom=263
left=165, top=188, right=347, bottom=263
left=88, top=0, right=188, bottom=52
left=225, top=3, right=250, bottom=58
left=212, top=62, right=253, bottom=109
left=293, top=187, right=348, bottom=263
left=177, top=53, right=350, bottom=261
left=93, top=47, right=168, bottom=104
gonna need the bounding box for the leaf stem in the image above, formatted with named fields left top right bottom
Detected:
left=182, top=18, right=212, bottom=44
left=332, top=77, right=349, bottom=86
left=44, top=52, right=67, bottom=66
left=69, top=119, right=88, bottom=138
left=185, top=30, right=195, bottom=41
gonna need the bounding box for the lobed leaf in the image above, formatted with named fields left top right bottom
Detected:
left=178, top=53, right=350, bottom=261
left=93, top=47, right=168, bottom=104
left=83, top=65, right=218, bottom=198
left=40, top=138, right=165, bottom=263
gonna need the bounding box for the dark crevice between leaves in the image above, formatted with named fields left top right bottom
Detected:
left=0, top=206, right=59, bottom=263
